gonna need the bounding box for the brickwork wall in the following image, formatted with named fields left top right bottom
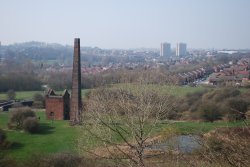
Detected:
left=45, top=97, right=64, bottom=120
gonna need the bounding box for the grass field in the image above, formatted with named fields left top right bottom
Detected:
left=0, top=111, right=80, bottom=162
left=0, top=86, right=248, bottom=101
left=0, top=91, right=43, bottom=101
left=0, top=89, right=90, bottom=101
left=113, top=84, right=208, bottom=97
left=0, top=85, right=202, bottom=101
left=0, top=110, right=248, bottom=163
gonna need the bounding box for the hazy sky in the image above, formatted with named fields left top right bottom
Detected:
left=1, top=0, right=250, bottom=49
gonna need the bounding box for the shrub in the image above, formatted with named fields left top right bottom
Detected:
left=185, top=90, right=208, bottom=112
left=33, top=93, right=45, bottom=108
left=201, top=88, right=240, bottom=103
left=0, top=129, right=6, bottom=143
left=226, top=98, right=248, bottom=121
left=9, top=107, right=36, bottom=130
left=24, top=153, right=89, bottom=167
left=201, top=127, right=250, bottom=167
left=199, top=102, right=222, bottom=122
left=6, top=89, right=16, bottom=100
left=213, top=88, right=240, bottom=102
left=206, top=136, right=223, bottom=152
left=186, top=90, right=207, bottom=106
left=0, top=129, right=12, bottom=149
left=23, top=117, right=39, bottom=133
left=0, top=155, right=16, bottom=167
left=33, top=93, right=44, bottom=102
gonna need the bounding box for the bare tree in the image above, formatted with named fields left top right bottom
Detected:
left=78, top=84, right=175, bottom=167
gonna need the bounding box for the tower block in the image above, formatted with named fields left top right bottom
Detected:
left=70, top=38, right=82, bottom=124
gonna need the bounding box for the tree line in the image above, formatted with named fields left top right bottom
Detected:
left=0, top=73, right=42, bottom=92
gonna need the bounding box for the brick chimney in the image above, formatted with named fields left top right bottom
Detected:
left=70, top=38, right=82, bottom=124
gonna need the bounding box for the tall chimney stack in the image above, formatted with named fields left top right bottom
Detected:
left=70, top=38, right=82, bottom=124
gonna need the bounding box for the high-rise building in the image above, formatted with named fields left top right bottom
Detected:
left=176, top=43, right=187, bottom=57
left=160, top=42, right=171, bottom=57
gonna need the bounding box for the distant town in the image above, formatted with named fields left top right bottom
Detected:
left=1, top=41, right=249, bottom=89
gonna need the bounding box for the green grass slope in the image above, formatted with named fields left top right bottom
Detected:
left=0, top=111, right=79, bottom=161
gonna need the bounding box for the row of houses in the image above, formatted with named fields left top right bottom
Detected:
left=173, top=64, right=230, bottom=85
left=208, top=58, right=250, bottom=86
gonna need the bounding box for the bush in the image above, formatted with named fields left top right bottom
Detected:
left=23, top=117, right=39, bottom=133
left=0, top=129, right=6, bottom=143
left=199, top=102, right=222, bottom=122
left=185, top=90, right=208, bottom=112
left=206, top=136, right=223, bottom=152
left=9, top=107, right=36, bottom=130
left=24, top=153, right=88, bottom=167
left=0, top=129, right=12, bottom=149
left=213, top=88, right=240, bottom=102
left=201, top=88, right=240, bottom=103
left=201, top=127, right=250, bottom=167
left=226, top=98, right=248, bottom=121
left=182, top=87, right=249, bottom=122
left=0, top=155, right=16, bottom=167
left=33, top=93, right=45, bottom=108
left=186, top=90, right=207, bottom=106
left=6, top=89, right=16, bottom=100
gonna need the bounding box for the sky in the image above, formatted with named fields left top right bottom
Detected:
left=0, top=0, right=250, bottom=49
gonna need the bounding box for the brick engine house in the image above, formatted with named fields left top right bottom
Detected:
left=45, top=38, right=82, bottom=121
left=45, top=89, right=70, bottom=120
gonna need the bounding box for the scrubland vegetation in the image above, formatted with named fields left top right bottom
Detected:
left=77, top=85, right=250, bottom=166
left=1, top=85, right=249, bottom=166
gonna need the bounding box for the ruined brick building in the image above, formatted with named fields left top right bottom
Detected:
left=45, top=38, right=82, bottom=121
left=45, top=89, right=70, bottom=120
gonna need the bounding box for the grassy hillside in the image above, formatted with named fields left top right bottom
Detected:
left=0, top=85, right=247, bottom=101
left=113, top=84, right=208, bottom=97
left=0, top=111, right=80, bottom=161
left=1, top=110, right=248, bottom=163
